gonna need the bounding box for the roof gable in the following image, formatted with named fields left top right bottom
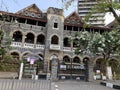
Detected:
left=15, top=4, right=47, bottom=19
left=65, top=12, right=83, bottom=25
left=16, top=4, right=42, bottom=14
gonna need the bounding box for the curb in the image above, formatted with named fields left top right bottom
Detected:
left=100, top=81, right=120, bottom=89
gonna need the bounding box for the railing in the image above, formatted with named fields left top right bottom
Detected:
left=63, top=47, right=72, bottom=52
left=50, top=44, right=60, bottom=50
left=0, top=21, right=46, bottom=31
left=11, top=42, right=79, bottom=52
left=14, top=23, right=46, bottom=31
left=11, top=42, right=22, bottom=47
left=24, top=43, right=34, bottom=48
left=36, top=44, right=45, bottom=49
left=11, top=42, right=45, bottom=50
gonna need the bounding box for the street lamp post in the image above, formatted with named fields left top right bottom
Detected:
left=70, top=58, right=72, bottom=80
left=18, top=62, right=24, bottom=80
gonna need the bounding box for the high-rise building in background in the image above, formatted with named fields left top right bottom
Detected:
left=77, top=0, right=105, bottom=26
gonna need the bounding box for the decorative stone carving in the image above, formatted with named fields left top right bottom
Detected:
left=21, top=11, right=46, bottom=19
left=65, top=12, right=83, bottom=25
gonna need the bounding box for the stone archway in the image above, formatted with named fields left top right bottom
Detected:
left=93, top=58, right=106, bottom=80
left=12, top=31, right=23, bottom=42
left=37, top=34, right=45, bottom=44
left=25, top=33, right=35, bottom=44
left=10, top=51, right=20, bottom=60
left=22, top=52, right=43, bottom=79
left=51, top=35, right=59, bottom=44
left=109, top=59, right=120, bottom=79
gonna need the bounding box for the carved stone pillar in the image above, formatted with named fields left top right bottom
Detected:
left=22, top=34, right=26, bottom=47
left=34, top=36, right=37, bottom=48
left=51, top=59, right=58, bottom=81
left=45, top=60, right=50, bottom=80
left=88, top=61, right=94, bottom=81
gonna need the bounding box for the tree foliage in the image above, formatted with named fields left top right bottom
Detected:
left=91, top=31, right=120, bottom=61
left=0, top=30, right=12, bottom=61
left=74, top=30, right=120, bottom=65
left=0, top=17, right=12, bottom=61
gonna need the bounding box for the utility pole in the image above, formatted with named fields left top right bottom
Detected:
left=70, top=58, right=72, bottom=80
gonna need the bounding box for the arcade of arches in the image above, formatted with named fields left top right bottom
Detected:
left=93, top=58, right=120, bottom=79
left=12, top=31, right=82, bottom=48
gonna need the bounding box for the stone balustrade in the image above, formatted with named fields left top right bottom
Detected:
left=11, top=42, right=45, bottom=49
left=24, top=43, right=34, bottom=48
left=11, top=42, right=22, bottom=47
left=63, top=47, right=72, bottom=52
left=36, top=44, right=45, bottom=49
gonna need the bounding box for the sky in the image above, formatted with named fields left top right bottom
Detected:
left=0, top=0, right=77, bottom=16
left=0, top=0, right=119, bottom=25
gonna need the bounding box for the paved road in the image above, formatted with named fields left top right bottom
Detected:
left=0, top=79, right=117, bottom=90
left=52, top=80, right=116, bottom=90
left=0, top=79, right=50, bottom=90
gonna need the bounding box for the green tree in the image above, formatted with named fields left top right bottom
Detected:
left=0, top=30, right=12, bottom=61
left=0, top=14, right=12, bottom=61
left=90, top=30, right=120, bottom=62
left=74, top=30, right=120, bottom=78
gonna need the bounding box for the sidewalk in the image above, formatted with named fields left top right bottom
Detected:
left=52, top=80, right=115, bottom=90
left=0, top=72, right=18, bottom=79
left=100, top=80, right=120, bottom=89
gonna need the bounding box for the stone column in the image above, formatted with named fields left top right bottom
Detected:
left=51, top=59, right=58, bottom=81
left=22, top=34, right=26, bottom=47
left=45, top=60, right=51, bottom=80
left=34, top=36, right=37, bottom=48
left=88, top=61, right=94, bottom=82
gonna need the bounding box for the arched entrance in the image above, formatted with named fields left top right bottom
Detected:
left=109, top=59, right=120, bottom=80
left=22, top=53, right=43, bottom=79
left=93, top=58, right=106, bottom=80
left=11, top=52, right=20, bottom=60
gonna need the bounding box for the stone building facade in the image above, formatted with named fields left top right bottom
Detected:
left=0, top=4, right=111, bottom=81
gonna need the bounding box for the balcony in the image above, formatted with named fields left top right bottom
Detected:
left=63, top=47, right=72, bottom=52
left=24, top=43, right=34, bottom=48
left=11, top=23, right=46, bottom=31
left=11, top=42, right=45, bottom=50
left=50, top=44, right=60, bottom=50
left=11, top=42, right=22, bottom=47
left=36, top=44, right=45, bottom=49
